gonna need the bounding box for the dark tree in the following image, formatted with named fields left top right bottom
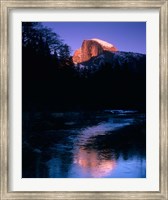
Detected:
left=22, top=22, right=74, bottom=111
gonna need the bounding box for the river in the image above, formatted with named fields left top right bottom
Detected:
left=22, top=110, right=146, bottom=178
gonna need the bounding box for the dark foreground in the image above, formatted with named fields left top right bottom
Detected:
left=22, top=110, right=146, bottom=178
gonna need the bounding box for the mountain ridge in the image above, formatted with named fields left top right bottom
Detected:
left=72, top=38, right=118, bottom=64
left=74, top=50, right=146, bottom=78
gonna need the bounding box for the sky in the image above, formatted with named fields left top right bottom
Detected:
left=42, top=22, right=146, bottom=55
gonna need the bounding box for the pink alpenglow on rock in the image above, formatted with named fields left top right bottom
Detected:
left=72, top=38, right=118, bottom=64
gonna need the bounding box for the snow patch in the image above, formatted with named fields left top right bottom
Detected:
left=91, top=38, right=114, bottom=48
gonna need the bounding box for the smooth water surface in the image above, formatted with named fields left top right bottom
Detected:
left=22, top=110, right=146, bottom=178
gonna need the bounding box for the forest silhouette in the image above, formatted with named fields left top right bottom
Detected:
left=22, top=22, right=146, bottom=111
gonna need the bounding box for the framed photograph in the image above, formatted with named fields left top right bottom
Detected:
left=0, top=0, right=167, bottom=199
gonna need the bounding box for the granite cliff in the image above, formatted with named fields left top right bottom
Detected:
left=73, top=38, right=117, bottom=64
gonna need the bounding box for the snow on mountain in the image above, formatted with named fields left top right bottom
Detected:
left=91, top=38, right=114, bottom=48
left=72, top=38, right=146, bottom=79
left=75, top=50, right=146, bottom=77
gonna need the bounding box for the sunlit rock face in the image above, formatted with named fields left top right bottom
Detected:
left=73, top=38, right=118, bottom=64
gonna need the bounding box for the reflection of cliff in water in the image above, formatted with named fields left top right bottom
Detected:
left=22, top=111, right=146, bottom=178
left=73, top=148, right=117, bottom=178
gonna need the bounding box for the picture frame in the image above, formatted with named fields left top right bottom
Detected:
left=0, top=0, right=167, bottom=199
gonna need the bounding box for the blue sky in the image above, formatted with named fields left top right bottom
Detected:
left=42, top=22, right=146, bottom=55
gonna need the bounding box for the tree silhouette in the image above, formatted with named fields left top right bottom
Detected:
left=22, top=22, right=74, bottom=111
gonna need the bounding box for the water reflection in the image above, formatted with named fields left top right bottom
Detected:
left=76, top=118, right=133, bottom=146
left=73, top=147, right=116, bottom=178
left=22, top=111, right=146, bottom=178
